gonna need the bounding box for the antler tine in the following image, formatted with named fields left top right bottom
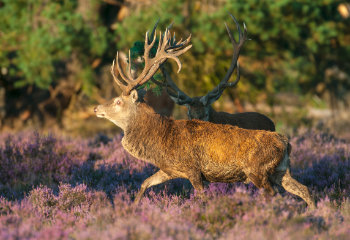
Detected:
left=138, top=29, right=167, bottom=83
left=156, top=31, right=163, bottom=54
left=172, top=32, right=176, bottom=45
left=229, top=13, right=241, bottom=43
left=243, top=22, right=248, bottom=40
left=165, top=33, right=192, bottom=73
left=200, top=14, right=247, bottom=105
left=176, top=38, right=183, bottom=46
left=149, top=19, right=159, bottom=43
left=170, top=33, right=192, bottom=50
left=167, top=22, right=174, bottom=30
left=171, top=44, right=192, bottom=73
left=182, top=34, right=192, bottom=50
left=115, top=51, right=131, bottom=84
left=132, top=28, right=192, bottom=90
left=123, top=30, right=158, bottom=90
left=144, top=30, right=157, bottom=63
left=160, top=28, right=170, bottom=50
left=167, top=38, right=185, bottom=50
left=126, top=50, right=133, bottom=80
left=225, top=22, right=236, bottom=45
left=230, top=13, right=248, bottom=45
left=110, top=57, right=128, bottom=92
left=223, top=14, right=247, bottom=81
left=113, top=24, right=191, bottom=94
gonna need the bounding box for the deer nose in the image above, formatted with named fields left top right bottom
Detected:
left=94, top=106, right=98, bottom=113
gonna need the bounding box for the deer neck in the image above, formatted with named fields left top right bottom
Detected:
left=121, top=103, right=171, bottom=164
left=207, top=105, right=215, bottom=121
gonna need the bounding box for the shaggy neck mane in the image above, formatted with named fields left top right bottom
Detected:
left=121, top=102, right=174, bottom=164
left=127, top=102, right=170, bottom=131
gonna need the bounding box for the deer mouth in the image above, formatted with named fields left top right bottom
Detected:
left=94, top=106, right=105, bottom=118
left=96, top=113, right=105, bottom=118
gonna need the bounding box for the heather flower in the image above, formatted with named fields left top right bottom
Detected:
left=28, top=185, right=58, bottom=217
left=0, top=131, right=348, bottom=239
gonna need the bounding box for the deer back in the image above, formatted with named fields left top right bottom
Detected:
left=210, top=110, right=275, bottom=131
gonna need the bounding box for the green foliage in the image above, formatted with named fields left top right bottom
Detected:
left=0, top=0, right=349, bottom=108
left=0, top=0, right=108, bottom=94
left=115, top=0, right=350, bottom=104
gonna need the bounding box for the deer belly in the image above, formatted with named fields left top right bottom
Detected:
left=200, top=162, right=246, bottom=183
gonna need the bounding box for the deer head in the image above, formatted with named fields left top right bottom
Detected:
left=94, top=26, right=192, bottom=129
left=153, top=14, right=247, bottom=121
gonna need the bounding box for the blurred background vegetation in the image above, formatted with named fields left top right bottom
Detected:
left=0, top=0, right=349, bottom=138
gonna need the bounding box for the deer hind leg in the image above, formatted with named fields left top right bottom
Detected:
left=281, top=169, right=316, bottom=209
left=248, top=172, right=276, bottom=196
left=134, top=170, right=174, bottom=205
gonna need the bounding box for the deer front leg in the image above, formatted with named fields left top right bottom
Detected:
left=187, top=171, right=204, bottom=197
left=134, top=170, right=174, bottom=205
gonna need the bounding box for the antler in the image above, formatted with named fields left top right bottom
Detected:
left=148, top=22, right=192, bottom=105
left=152, top=66, right=193, bottom=105
left=111, top=27, right=192, bottom=95
left=200, top=13, right=247, bottom=106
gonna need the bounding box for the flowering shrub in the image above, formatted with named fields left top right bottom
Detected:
left=0, top=132, right=90, bottom=199
left=0, top=131, right=349, bottom=239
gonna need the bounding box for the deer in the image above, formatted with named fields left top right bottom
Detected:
left=143, top=89, right=174, bottom=117
left=94, top=21, right=315, bottom=209
left=153, top=14, right=275, bottom=131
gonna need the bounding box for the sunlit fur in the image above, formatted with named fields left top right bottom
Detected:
left=95, top=90, right=315, bottom=208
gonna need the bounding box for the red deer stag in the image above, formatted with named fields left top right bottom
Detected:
left=154, top=14, right=275, bottom=131
left=94, top=24, right=315, bottom=208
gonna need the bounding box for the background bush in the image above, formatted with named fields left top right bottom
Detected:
left=0, top=0, right=349, bottom=130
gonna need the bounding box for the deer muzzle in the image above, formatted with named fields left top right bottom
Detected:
left=94, top=105, right=105, bottom=118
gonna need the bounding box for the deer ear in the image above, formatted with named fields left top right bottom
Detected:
left=200, top=96, right=209, bottom=106
left=130, top=89, right=139, bottom=103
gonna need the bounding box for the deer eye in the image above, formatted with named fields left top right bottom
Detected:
left=114, top=99, right=122, bottom=105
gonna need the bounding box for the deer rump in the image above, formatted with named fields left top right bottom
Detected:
left=123, top=112, right=289, bottom=187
